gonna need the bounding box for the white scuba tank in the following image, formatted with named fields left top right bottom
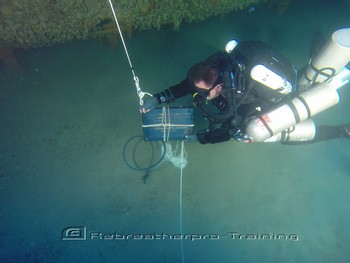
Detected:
left=264, top=119, right=316, bottom=142
left=251, top=64, right=293, bottom=95
left=299, top=28, right=350, bottom=88
left=245, top=81, right=340, bottom=142
left=246, top=27, right=350, bottom=143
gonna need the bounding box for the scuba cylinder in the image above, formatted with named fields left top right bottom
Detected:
left=245, top=67, right=350, bottom=142
left=299, top=28, right=350, bottom=89
left=264, top=119, right=316, bottom=142
left=229, top=40, right=297, bottom=101
left=250, top=64, right=294, bottom=95
left=245, top=28, right=350, bottom=143
left=245, top=81, right=340, bottom=142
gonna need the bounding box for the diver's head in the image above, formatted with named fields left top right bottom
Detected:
left=188, top=62, right=223, bottom=99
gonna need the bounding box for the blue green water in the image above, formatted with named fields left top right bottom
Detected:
left=1, top=1, right=350, bottom=262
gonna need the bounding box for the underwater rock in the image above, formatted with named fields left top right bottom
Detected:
left=0, top=0, right=261, bottom=49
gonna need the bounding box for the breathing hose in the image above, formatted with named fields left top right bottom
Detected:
left=122, top=136, right=166, bottom=172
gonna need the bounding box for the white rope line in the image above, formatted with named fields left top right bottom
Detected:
left=167, top=107, right=171, bottom=141
left=108, top=0, right=135, bottom=77
left=179, top=140, right=185, bottom=263
left=174, top=141, right=188, bottom=161
left=108, top=0, right=152, bottom=105
left=163, top=107, right=170, bottom=141
left=108, top=4, right=187, bottom=262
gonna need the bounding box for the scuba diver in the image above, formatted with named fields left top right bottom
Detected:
left=141, top=34, right=350, bottom=144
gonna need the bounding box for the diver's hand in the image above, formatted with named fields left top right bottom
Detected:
left=140, top=97, right=159, bottom=113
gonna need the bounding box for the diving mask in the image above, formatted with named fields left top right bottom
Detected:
left=195, top=73, right=223, bottom=98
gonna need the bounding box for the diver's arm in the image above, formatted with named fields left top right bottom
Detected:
left=154, top=78, right=195, bottom=103
left=141, top=78, right=194, bottom=112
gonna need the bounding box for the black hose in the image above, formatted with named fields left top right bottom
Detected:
left=122, top=136, right=166, bottom=172
left=131, top=137, right=155, bottom=169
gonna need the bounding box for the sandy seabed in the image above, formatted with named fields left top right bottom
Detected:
left=1, top=1, right=350, bottom=262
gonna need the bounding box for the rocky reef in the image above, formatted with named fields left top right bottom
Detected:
left=0, top=0, right=261, bottom=49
